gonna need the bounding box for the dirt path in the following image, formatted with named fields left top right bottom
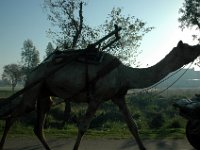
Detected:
left=3, top=137, right=195, bottom=150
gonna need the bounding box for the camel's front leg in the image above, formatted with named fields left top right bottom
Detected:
left=73, top=100, right=100, bottom=150
left=34, top=96, right=52, bottom=150
left=0, top=118, right=15, bottom=150
left=112, top=97, right=146, bottom=150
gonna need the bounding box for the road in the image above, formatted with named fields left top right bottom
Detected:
left=3, top=137, right=195, bottom=150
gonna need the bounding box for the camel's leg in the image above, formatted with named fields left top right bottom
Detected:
left=73, top=101, right=100, bottom=150
left=0, top=101, right=35, bottom=120
left=34, top=96, right=52, bottom=150
left=112, top=97, right=146, bottom=150
left=0, top=118, right=15, bottom=150
left=62, top=100, right=71, bottom=125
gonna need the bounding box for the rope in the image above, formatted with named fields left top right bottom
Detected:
left=146, top=66, right=185, bottom=90
left=129, top=61, right=194, bottom=98
left=147, top=62, right=194, bottom=99
left=150, top=61, right=194, bottom=98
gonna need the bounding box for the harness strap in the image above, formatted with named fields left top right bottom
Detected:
left=70, top=57, right=121, bottom=100
left=84, top=50, right=90, bottom=101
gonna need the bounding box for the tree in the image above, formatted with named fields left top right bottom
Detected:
left=100, top=7, right=153, bottom=65
left=2, top=64, right=23, bottom=92
left=45, top=42, right=55, bottom=57
left=21, top=39, right=40, bottom=76
left=44, top=0, right=97, bottom=49
left=179, top=0, right=200, bottom=42
left=43, top=0, right=153, bottom=65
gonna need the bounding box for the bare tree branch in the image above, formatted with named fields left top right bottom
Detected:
left=72, top=2, right=83, bottom=48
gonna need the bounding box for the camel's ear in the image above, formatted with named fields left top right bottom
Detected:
left=177, top=40, right=183, bottom=48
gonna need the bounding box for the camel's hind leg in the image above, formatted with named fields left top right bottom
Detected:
left=73, top=100, right=100, bottom=150
left=112, top=97, right=146, bottom=150
left=34, top=96, right=52, bottom=150
left=0, top=118, right=15, bottom=150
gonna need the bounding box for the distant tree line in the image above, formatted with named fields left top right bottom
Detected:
left=1, top=39, right=55, bottom=92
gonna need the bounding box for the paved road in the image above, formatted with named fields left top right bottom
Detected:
left=3, top=137, right=195, bottom=150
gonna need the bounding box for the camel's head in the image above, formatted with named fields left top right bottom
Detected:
left=175, top=41, right=200, bottom=64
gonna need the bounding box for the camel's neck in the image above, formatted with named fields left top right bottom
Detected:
left=123, top=51, right=189, bottom=89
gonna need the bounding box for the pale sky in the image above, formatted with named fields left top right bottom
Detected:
left=0, top=0, right=198, bottom=75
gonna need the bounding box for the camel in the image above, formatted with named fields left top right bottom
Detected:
left=0, top=40, right=200, bottom=150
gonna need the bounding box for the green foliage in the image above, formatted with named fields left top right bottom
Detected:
left=2, top=64, right=23, bottom=92
left=21, top=39, right=40, bottom=75
left=44, top=0, right=95, bottom=48
left=167, top=117, right=184, bottom=129
left=101, top=7, right=153, bottom=65
left=147, top=112, right=165, bottom=129
left=179, top=0, right=200, bottom=42
left=0, top=90, right=12, bottom=98
left=43, top=0, right=153, bottom=66
left=179, top=0, right=200, bottom=29
left=0, top=89, right=188, bottom=138
left=45, top=42, right=55, bottom=57
left=126, top=92, right=186, bottom=131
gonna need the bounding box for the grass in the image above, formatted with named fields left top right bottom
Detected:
left=0, top=90, right=12, bottom=98
left=0, top=118, right=186, bottom=140
left=140, top=128, right=186, bottom=139
left=0, top=86, right=22, bottom=98
left=0, top=87, right=190, bottom=139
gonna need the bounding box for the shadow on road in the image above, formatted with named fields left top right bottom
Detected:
left=3, top=137, right=196, bottom=150
left=120, top=139, right=195, bottom=150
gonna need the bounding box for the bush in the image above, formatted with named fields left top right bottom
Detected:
left=147, top=113, right=165, bottom=129
left=167, top=117, right=185, bottom=129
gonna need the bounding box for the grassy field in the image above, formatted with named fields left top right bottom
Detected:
left=0, top=87, right=195, bottom=139
left=0, top=86, right=23, bottom=97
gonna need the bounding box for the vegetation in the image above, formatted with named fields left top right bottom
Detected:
left=179, top=0, right=200, bottom=42
left=2, top=64, right=23, bottom=92
left=45, top=42, right=55, bottom=57
left=43, top=0, right=153, bottom=65
left=0, top=88, right=189, bottom=139
left=1, top=39, right=40, bottom=89
left=21, top=39, right=40, bottom=76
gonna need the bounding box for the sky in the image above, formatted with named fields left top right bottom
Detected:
left=0, top=0, right=198, bottom=75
